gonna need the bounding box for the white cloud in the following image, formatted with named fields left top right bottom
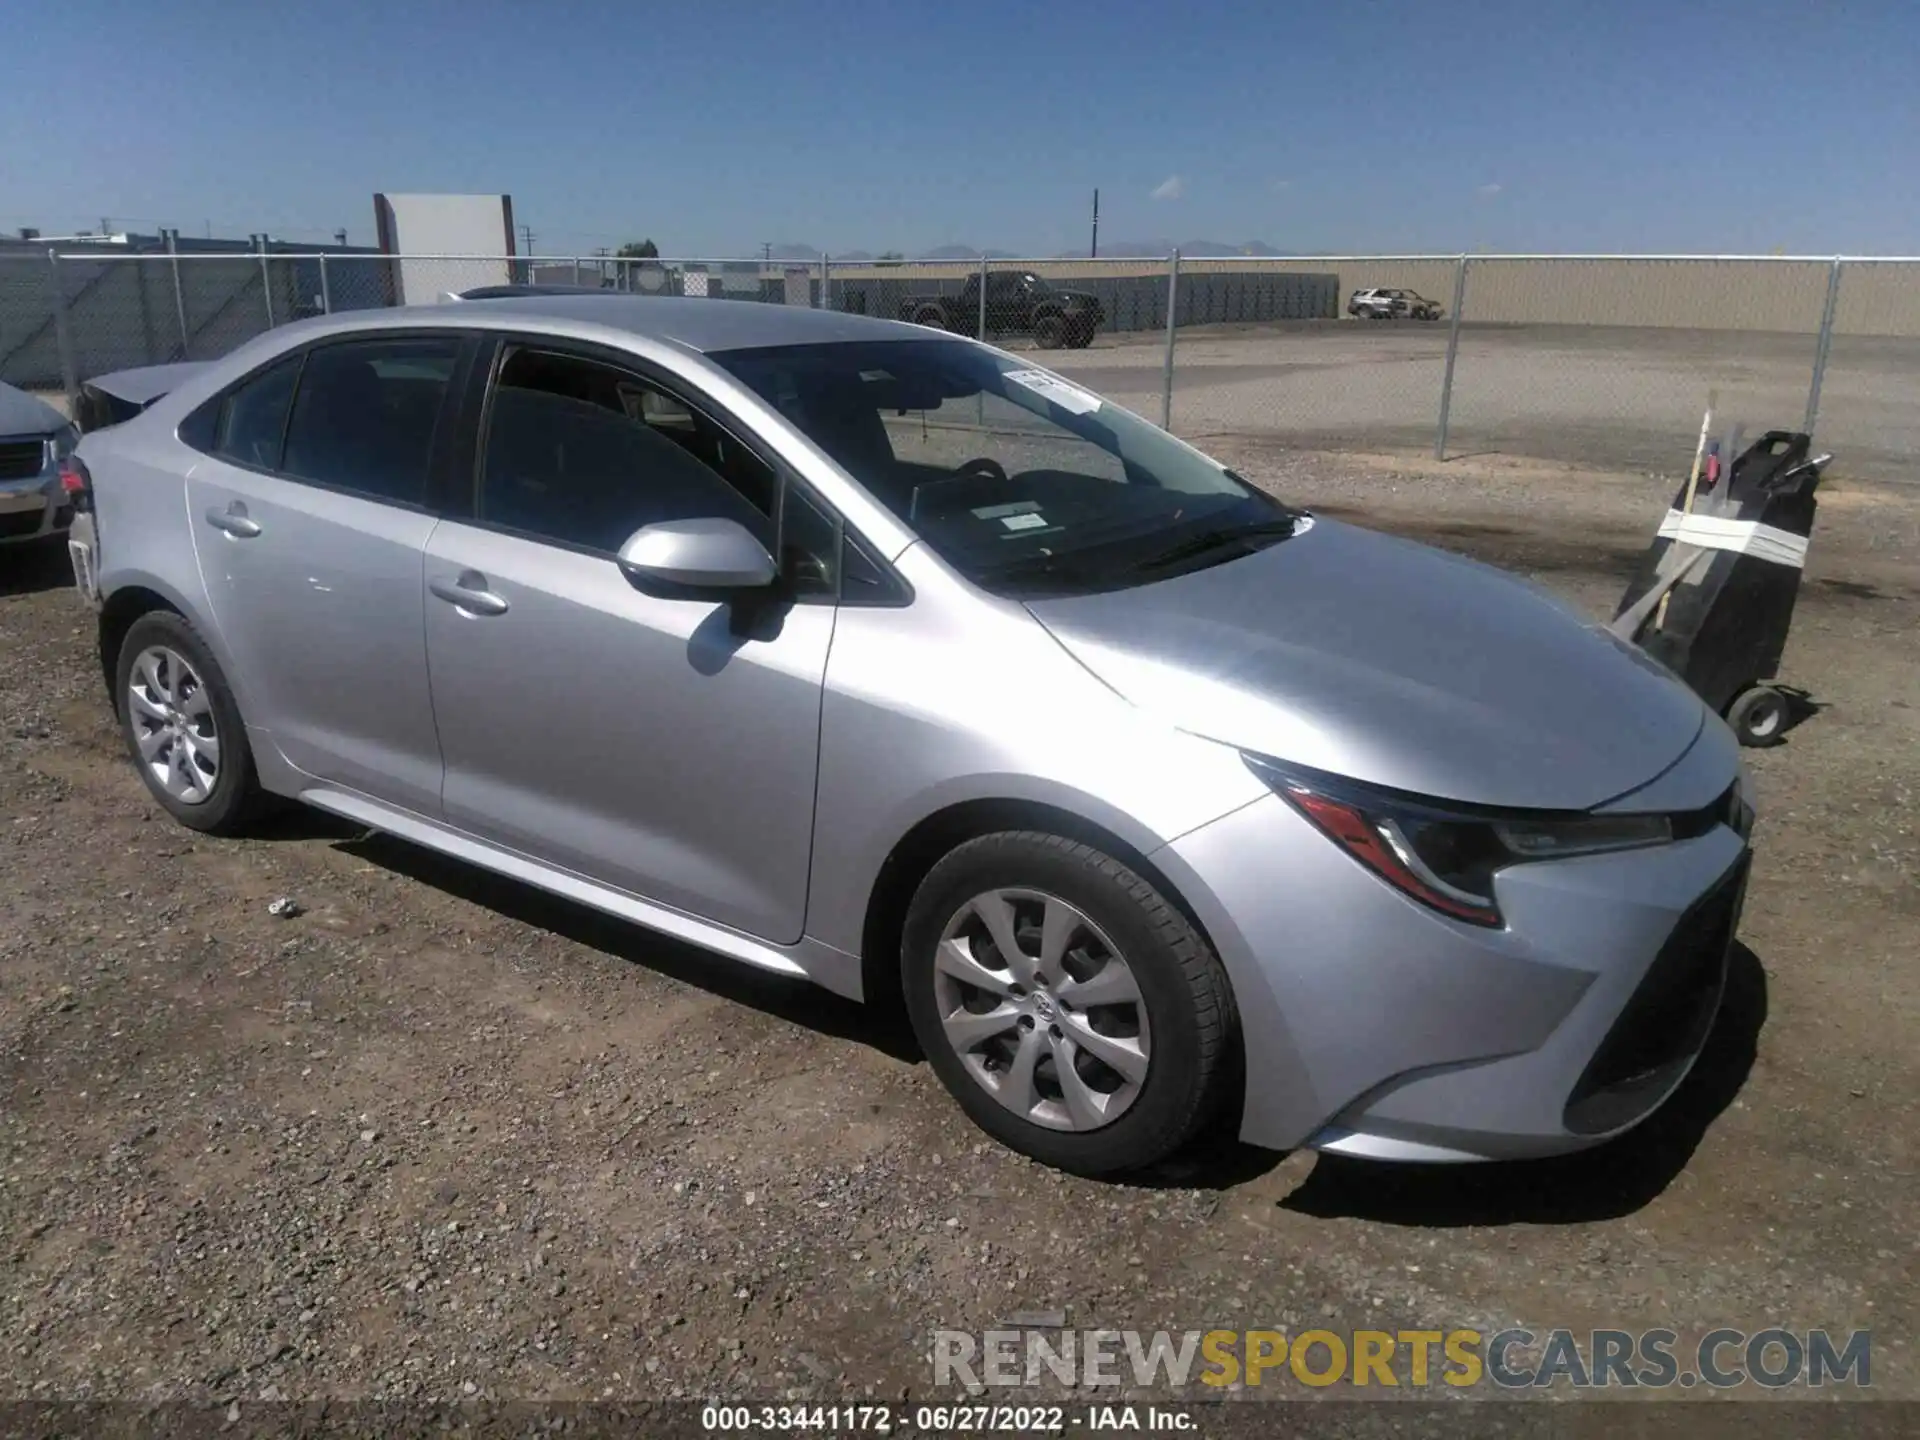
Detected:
left=1477, top=182, right=1504, bottom=198
left=1150, top=175, right=1185, bottom=202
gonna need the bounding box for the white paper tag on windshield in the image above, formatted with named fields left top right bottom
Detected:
left=1003, top=369, right=1102, bottom=416
left=1000, top=512, right=1048, bottom=532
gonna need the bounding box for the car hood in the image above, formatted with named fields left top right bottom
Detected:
left=1025, top=517, right=1708, bottom=811
left=0, top=381, right=65, bottom=437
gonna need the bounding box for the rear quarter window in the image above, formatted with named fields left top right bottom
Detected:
left=212, top=356, right=303, bottom=470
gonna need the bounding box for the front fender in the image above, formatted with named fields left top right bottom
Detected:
left=801, top=568, right=1269, bottom=961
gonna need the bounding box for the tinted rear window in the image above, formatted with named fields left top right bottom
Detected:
left=280, top=339, right=458, bottom=505
left=212, top=355, right=302, bottom=469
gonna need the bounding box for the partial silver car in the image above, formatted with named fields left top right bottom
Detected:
left=66, top=296, right=1753, bottom=1176
left=0, top=382, right=81, bottom=545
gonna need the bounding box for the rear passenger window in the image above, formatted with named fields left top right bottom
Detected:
left=280, top=339, right=458, bottom=505
left=212, top=355, right=301, bottom=469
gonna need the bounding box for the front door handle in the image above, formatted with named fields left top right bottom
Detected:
left=204, top=503, right=261, bottom=538
left=429, top=571, right=510, bottom=617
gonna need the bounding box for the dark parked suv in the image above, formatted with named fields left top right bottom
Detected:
left=901, top=271, right=1104, bottom=349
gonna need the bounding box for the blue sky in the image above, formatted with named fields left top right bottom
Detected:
left=6, top=0, right=1916, bottom=257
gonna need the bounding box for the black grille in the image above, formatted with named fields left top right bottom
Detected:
left=0, top=439, right=46, bottom=480
left=0, top=507, right=47, bottom=540
left=1563, top=853, right=1747, bottom=1135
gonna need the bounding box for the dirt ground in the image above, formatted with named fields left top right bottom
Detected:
left=1, top=448, right=1915, bottom=1412
left=1058, top=322, right=1920, bottom=490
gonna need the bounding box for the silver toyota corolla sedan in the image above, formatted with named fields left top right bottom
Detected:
left=64, top=295, right=1753, bottom=1176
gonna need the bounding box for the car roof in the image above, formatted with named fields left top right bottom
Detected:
left=407, top=293, right=943, bottom=353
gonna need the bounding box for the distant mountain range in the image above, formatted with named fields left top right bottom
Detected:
left=763, top=240, right=1294, bottom=263
left=1091, top=239, right=1290, bottom=258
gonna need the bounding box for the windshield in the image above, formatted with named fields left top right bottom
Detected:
left=711, top=338, right=1302, bottom=595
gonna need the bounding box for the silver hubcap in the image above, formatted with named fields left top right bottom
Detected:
left=933, top=889, right=1151, bottom=1132
left=127, top=645, right=220, bottom=805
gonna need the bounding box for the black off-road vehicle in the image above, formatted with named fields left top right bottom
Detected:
left=901, top=270, right=1104, bottom=348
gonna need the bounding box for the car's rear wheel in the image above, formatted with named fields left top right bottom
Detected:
left=914, top=305, right=948, bottom=331
left=115, top=611, right=266, bottom=834
left=1033, top=314, right=1066, bottom=349
left=902, top=831, right=1236, bottom=1176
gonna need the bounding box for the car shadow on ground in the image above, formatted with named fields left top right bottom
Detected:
left=0, top=538, right=76, bottom=597
left=1274, top=941, right=1767, bottom=1226
left=327, top=827, right=923, bottom=1063
left=262, top=807, right=1762, bottom=1205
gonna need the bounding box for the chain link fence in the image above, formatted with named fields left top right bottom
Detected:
left=4, top=248, right=1915, bottom=484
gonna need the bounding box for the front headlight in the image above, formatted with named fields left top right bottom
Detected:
left=1245, top=756, right=1678, bottom=928
left=1492, top=813, right=1672, bottom=859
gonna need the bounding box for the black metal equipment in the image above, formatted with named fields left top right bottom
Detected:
left=1610, top=431, right=1830, bottom=747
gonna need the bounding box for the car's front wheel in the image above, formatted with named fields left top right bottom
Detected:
left=114, top=610, right=266, bottom=834
left=902, top=831, right=1236, bottom=1176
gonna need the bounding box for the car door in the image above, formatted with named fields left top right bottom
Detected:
left=422, top=340, right=839, bottom=944
left=183, top=334, right=470, bottom=815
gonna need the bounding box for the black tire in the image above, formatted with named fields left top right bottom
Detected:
left=1033, top=314, right=1066, bottom=349
left=1067, top=323, right=1097, bottom=349
left=113, top=610, right=267, bottom=834
left=901, top=831, right=1237, bottom=1177
left=1727, top=685, right=1789, bottom=748
left=913, top=305, right=948, bottom=331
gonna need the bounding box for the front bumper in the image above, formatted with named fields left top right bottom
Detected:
left=1156, top=775, right=1749, bottom=1162
left=0, top=471, right=70, bottom=544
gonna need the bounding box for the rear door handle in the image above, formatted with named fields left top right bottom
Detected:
left=429, top=571, right=510, bottom=617
left=204, top=503, right=261, bottom=538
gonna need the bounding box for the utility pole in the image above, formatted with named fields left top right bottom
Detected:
left=1090, top=189, right=1099, bottom=259
left=520, top=223, right=535, bottom=256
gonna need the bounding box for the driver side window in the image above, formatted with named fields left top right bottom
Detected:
left=480, top=347, right=778, bottom=556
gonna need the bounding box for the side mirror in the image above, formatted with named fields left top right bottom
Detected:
left=617, top=518, right=778, bottom=591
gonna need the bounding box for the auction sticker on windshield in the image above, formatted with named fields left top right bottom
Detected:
left=1004, top=369, right=1102, bottom=416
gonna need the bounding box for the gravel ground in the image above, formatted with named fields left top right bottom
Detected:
left=1, top=449, right=1915, bottom=1411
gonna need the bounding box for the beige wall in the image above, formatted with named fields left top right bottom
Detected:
left=829, top=257, right=1920, bottom=337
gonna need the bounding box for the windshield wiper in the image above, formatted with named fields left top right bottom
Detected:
left=975, top=549, right=1097, bottom=587
left=1128, top=516, right=1304, bottom=575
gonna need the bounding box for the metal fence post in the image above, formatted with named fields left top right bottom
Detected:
left=48, top=250, right=79, bottom=411
left=977, top=254, right=989, bottom=341
left=166, top=229, right=190, bottom=359
left=573, top=257, right=584, bottom=287
left=257, top=236, right=275, bottom=327
left=818, top=254, right=829, bottom=310
left=1160, top=250, right=1181, bottom=429
left=1804, top=256, right=1843, bottom=436
left=1434, top=254, right=1469, bottom=458
left=318, top=254, right=332, bottom=315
